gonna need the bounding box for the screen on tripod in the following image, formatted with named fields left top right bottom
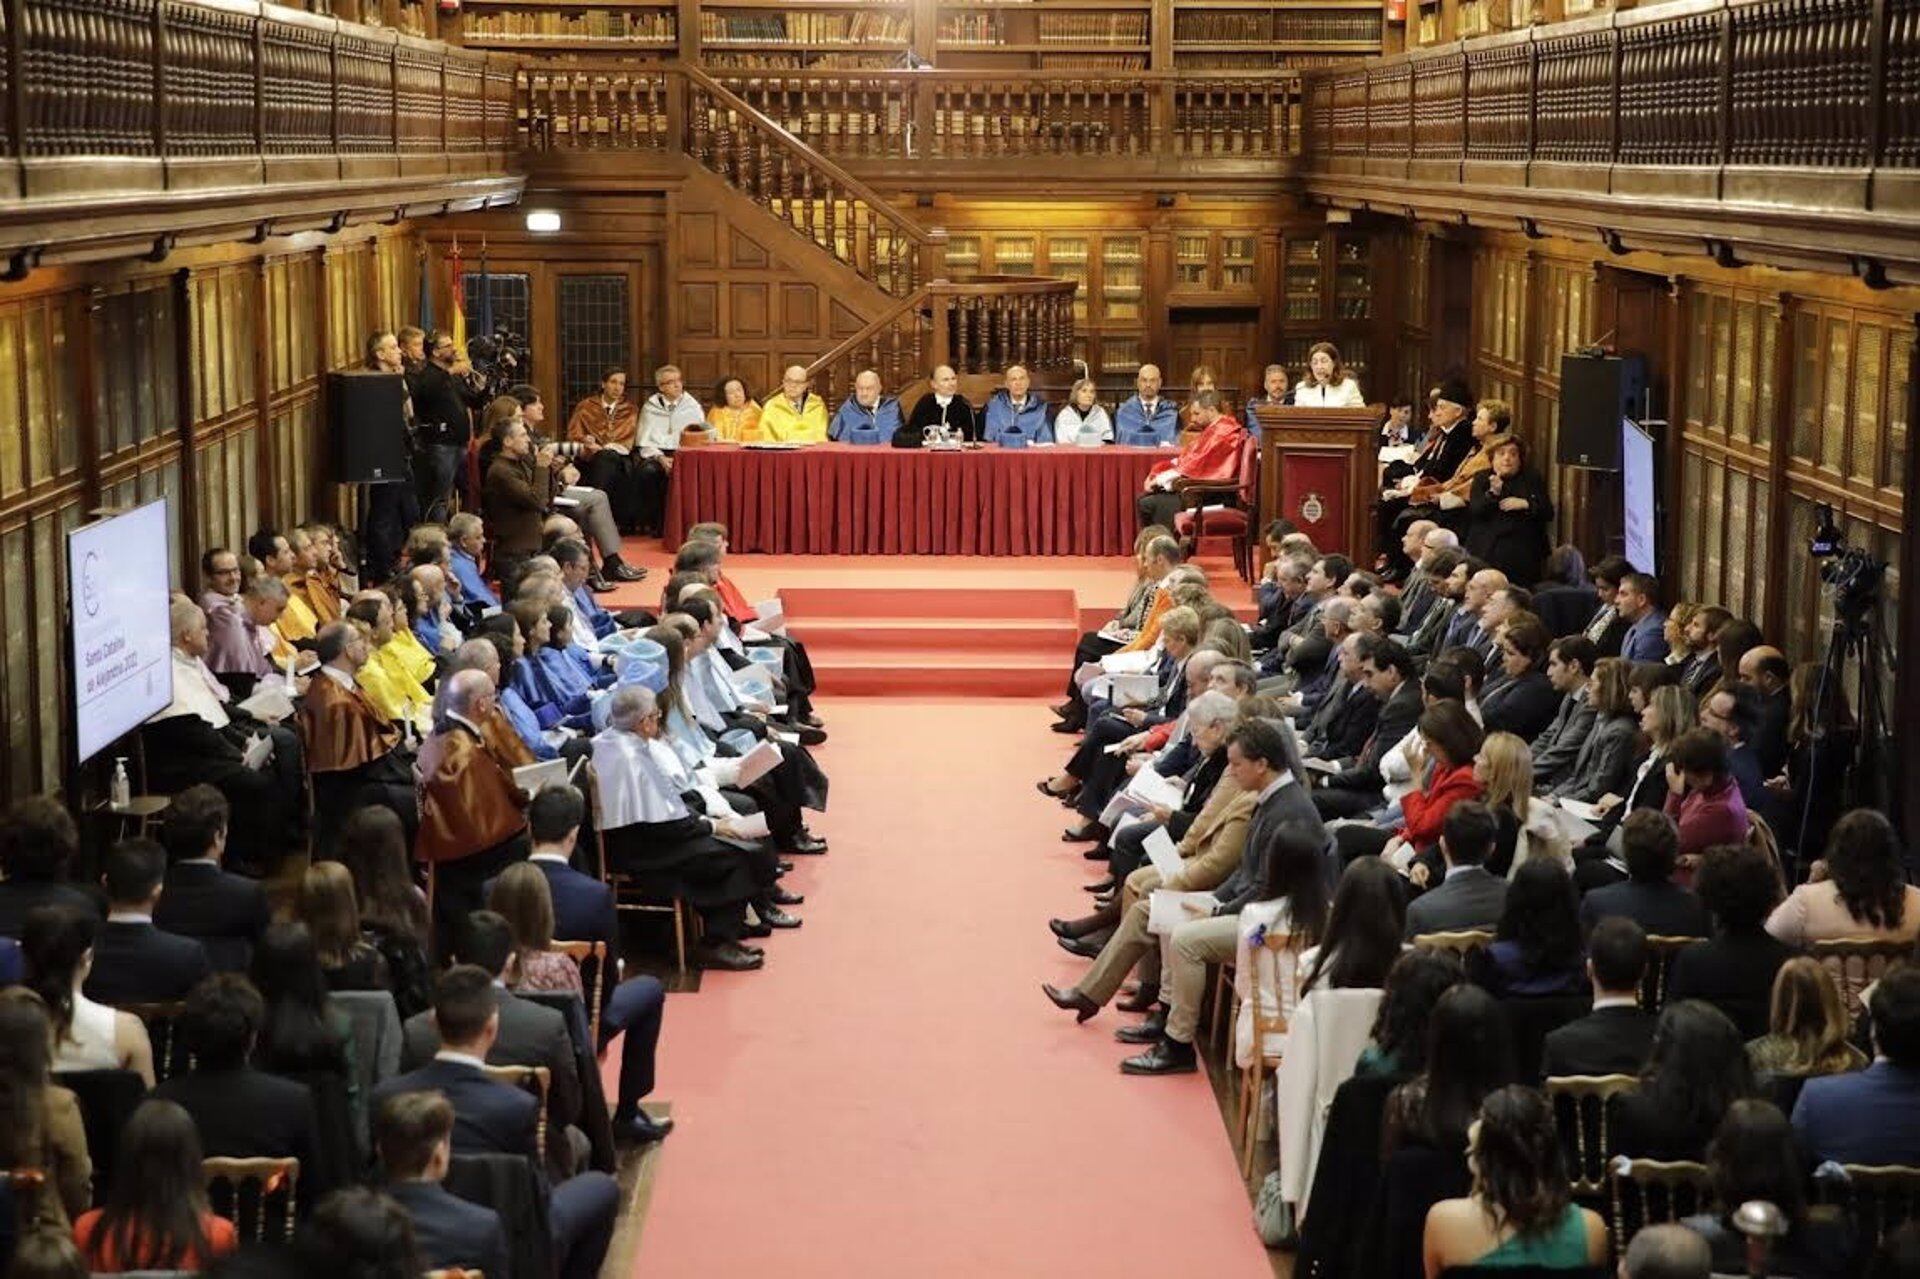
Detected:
left=1622, top=418, right=1657, bottom=575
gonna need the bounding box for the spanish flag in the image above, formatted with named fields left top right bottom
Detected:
left=448, top=237, right=467, bottom=352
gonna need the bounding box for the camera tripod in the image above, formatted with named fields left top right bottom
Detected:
left=1795, top=596, right=1892, bottom=854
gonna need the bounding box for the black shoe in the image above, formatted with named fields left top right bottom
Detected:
left=1082, top=877, right=1117, bottom=894
left=1062, top=822, right=1104, bottom=843
left=776, top=860, right=795, bottom=874
left=1041, top=983, right=1099, bottom=1023
left=1117, top=985, right=1161, bottom=1014
left=759, top=906, right=802, bottom=929
left=786, top=833, right=829, bottom=855
left=696, top=941, right=764, bottom=971
left=742, top=921, right=773, bottom=939
left=587, top=573, right=616, bottom=594
left=1115, top=1011, right=1168, bottom=1044
left=1035, top=779, right=1072, bottom=800
left=801, top=712, right=825, bottom=729
left=612, top=1112, right=675, bottom=1144
left=1120, top=1038, right=1198, bottom=1075
left=771, top=887, right=805, bottom=906
left=1057, top=933, right=1102, bottom=959
left=1082, top=845, right=1109, bottom=861
left=607, top=560, right=647, bottom=582
left=1050, top=701, right=1077, bottom=720
left=1051, top=719, right=1083, bottom=735
left=793, top=724, right=828, bottom=746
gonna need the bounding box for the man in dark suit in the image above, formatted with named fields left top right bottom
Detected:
left=1480, top=616, right=1563, bottom=743
left=376, top=1089, right=510, bottom=1279
left=1314, top=636, right=1422, bottom=819
left=1577, top=810, right=1712, bottom=938
left=1794, top=965, right=1920, bottom=1166
left=1737, top=645, right=1793, bottom=779
left=401, top=912, right=585, bottom=1174
left=1121, top=719, right=1330, bottom=1075
left=1529, top=637, right=1599, bottom=789
left=1615, top=572, right=1670, bottom=663
left=376, top=966, right=619, bottom=1279
left=0, top=796, right=101, bottom=936
left=1700, top=682, right=1769, bottom=810
left=1305, top=634, right=1381, bottom=764
left=499, top=786, right=672, bottom=1145
left=1404, top=802, right=1508, bottom=938
left=1541, top=917, right=1656, bottom=1078
left=151, top=785, right=270, bottom=974
left=83, top=838, right=210, bottom=1006
left=155, top=974, right=332, bottom=1199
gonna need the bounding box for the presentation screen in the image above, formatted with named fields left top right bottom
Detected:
left=1622, top=418, right=1658, bottom=575
left=68, top=499, right=174, bottom=766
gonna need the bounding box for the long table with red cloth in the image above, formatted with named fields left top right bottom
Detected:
left=663, top=441, right=1178, bottom=556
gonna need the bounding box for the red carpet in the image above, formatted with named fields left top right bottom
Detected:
left=626, top=695, right=1274, bottom=1276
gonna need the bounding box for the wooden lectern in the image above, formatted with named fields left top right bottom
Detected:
left=1249, top=404, right=1381, bottom=563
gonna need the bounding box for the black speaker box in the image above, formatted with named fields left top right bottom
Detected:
left=329, top=370, right=411, bottom=484
left=1558, top=353, right=1648, bottom=470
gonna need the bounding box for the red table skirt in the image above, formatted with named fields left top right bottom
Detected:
left=663, top=442, right=1177, bottom=556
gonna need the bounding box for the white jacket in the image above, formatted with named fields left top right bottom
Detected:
left=1275, top=984, right=1385, bottom=1215
left=1292, top=378, right=1365, bottom=409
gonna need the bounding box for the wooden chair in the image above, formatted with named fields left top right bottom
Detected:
left=1607, top=1156, right=1712, bottom=1256
left=1544, top=1074, right=1639, bottom=1197
left=203, top=1156, right=300, bottom=1242
left=553, top=938, right=608, bottom=1048
left=1411, top=930, right=1494, bottom=958
left=1812, top=1162, right=1920, bottom=1250
left=119, top=1000, right=188, bottom=1082
left=1810, top=937, right=1911, bottom=1023
left=480, top=1063, right=552, bottom=1157
left=1637, top=935, right=1699, bottom=1014
left=1206, top=959, right=1237, bottom=1057
left=1236, top=930, right=1294, bottom=1178
left=1173, top=431, right=1262, bottom=582
left=586, top=763, right=695, bottom=977
left=1747, top=809, right=1789, bottom=893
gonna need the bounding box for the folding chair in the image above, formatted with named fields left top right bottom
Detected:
left=1812, top=1162, right=1920, bottom=1251
left=553, top=938, right=608, bottom=1048
left=1237, top=930, right=1294, bottom=1178
left=1412, top=929, right=1494, bottom=959
left=1544, top=1074, right=1640, bottom=1197
left=1637, top=935, right=1698, bottom=1014
left=585, top=763, right=695, bottom=976
left=1607, top=1156, right=1712, bottom=1256
left=480, top=1063, right=553, bottom=1157
left=118, top=1001, right=188, bottom=1082
left=1810, top=936, right=1911, bottom=1024
left=203, top=1156, right=300, bottom=1242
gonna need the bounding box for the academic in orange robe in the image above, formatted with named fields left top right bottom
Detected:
left=414, top=723, right=529, bottom=866
left=299, top=673, right=402, bottom=774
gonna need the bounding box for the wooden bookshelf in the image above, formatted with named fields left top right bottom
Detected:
left=1169, top=0, right=1382, bottom=64
left=933, top=2, right=1151, bottom=68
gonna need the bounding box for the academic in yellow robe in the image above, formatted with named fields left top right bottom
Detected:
left=757, top=392, right=829, bottom=444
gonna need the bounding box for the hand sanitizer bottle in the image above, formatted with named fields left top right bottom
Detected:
left=109, top=758, right=131, bottom=811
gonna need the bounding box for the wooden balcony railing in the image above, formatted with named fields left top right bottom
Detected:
left=1299, top=0, right=1920, bottom=263
left=2, top=0, right=523, bottom=262
left=804, top=275, right=1079, bottom=403
left=519, top=63, right=1302, bottom=182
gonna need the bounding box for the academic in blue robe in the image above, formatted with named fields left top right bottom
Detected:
left=1114, top=395, right=1179, bottom=446
left=828, top=395, right=903, bottom=446
left=983, top=390, right=1053, bottom=445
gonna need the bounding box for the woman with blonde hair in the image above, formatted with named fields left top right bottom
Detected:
left=1200, top=615, right=1252, bottom=663
left=1746, top=956, right=1867, bottom=1077
left=487, top=863, right=584, bottom=997
left=1054, top=378, right=1113, bottom=446
left=1548, top=656, right=1641, bottom=804
left=1292, top=341, right=1365, bottom=408
left=1474, top=731, right=1566, bottom=878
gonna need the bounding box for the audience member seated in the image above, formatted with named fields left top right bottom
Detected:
left=1355, top=948, right=1463, bottom=1078
left=1376, top=379, right=1476, bottom=550
left=1439, top=567, right=1508, bottom=663
left=1792, top=963, right=1920, bottom=1167
left=1313, top=637, right=1422, bottom=820
left=901, top=364, right=979, bottom=445
left=1621, top=1224, right=1711, bottom=1279
left=759, top=365, right=830, bottom=443
left=1114, top=364, right=1178, bottom=446
left=1661, top=729, right=1752, bottom=876
left=1053, top=377, right=1112, bottom=446
left=706, top=375, right=763, bottom=442
left=1540, top=917, right=1653, bottom=1078
left=1402, top=801, right=1508, bottom=938
left=374, top=1090, right=511, bottom=1279
left=1118, top=722, right=1330, bottom=1075
left=634, top=364, right=703, bottom=535
left=294, top=1186, right=425, bottom=1279
left=1292, top=342, right=1365, bottom=408
left=299, top=621, right=419, bottom=842
left=251, top=921, right=356, bottom=1084
left=1284, top=856, right=1408, bottom=1040
left=205, top=571, right=297, bottom=684
left=151, top=785, right=269, bottom=974
left=1231, top=825, right=1349, bottom=1065
left=1529, top=545, right=1598, bottom=639
left=1527, top=637, right=1598, bottom=790
left=1610, top=1000, right=1756, bottom=1161
left=0, top=994, right=91, bottom=1232
left=566, top=368, right=644, bottom=532
left=375, top=966, right=619, bottom=1279
left=1469, top=859, right=1586, bottom=997
left=0, top=799, right=98, bottom=937
left=21, top=907, right=154, bottom=1085
left=1616, top=572, right=1670, bottom=662
left=489, top=864, right=585, bottom=997
left=1666, top=843, right=1793, bottom=1039
left=74, top=1099, right=238, bottom=1272
left=1749, top=957, right=1868, bottom=1082
left=1545, top=656, right=1640, bottom=804
left=155, top=975, right=330, bottom=1199
left=293, top=861, right=392, bottom=997
left=1769, top=808, right=1920, bottom=952
left=416, top=669, right=534, bottom=947
left=1700, top=681, right=1769, bottom=809
left=1683, top=1099, right=1852, bottom=1279
left=828, top=368, right=904, bottom=445
left=1135, top=391, right=1246, bottom=530
left=1578, top=810, right=1712, bottom=938
left=1421, top=1085, right=1607, bottom=1274
left=345, top=596, right=433, bottom=735
left=1336, top=695, right=1480, bottom=869
left=1739, top=644, right=1793, bottom=778
left=981, top=364, right=1051, bottom=444
left=1464, top=436, right=1555, bottom=586
left=82, top=840, right=210, bottom=1006
left=1480, top=615, right=1560, bottom=742
left=334, top=805, right=433, bottom=1020
left=1569, top=684, right=1696, bottom=891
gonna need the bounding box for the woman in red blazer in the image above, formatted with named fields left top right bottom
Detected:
left=1333, top=699, right=1486, bottom=868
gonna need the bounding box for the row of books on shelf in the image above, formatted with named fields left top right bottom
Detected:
left=706, top=52, right=898, bottom=67
left=465, top=10, right=675, bottom=40
left=937, top=13, right=1004, bottom=42
left=1036, top=12, right=1148, bottom=41
left=1173, top=10, right=1381, bottom=41
left=699, top=12, right=910, bottom=43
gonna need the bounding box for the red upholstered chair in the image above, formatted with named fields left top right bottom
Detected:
left=1173, top=432, right=1261, bottom=582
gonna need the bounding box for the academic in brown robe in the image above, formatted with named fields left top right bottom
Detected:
left=300, top=674, right=402, bottom=774
left=414, top=722, right=528, bottom=866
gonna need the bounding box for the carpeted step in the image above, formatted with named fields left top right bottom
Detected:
left=806, top=654, right=1062, bottom=697
left=782, top=584, right=1077, bottom=696
left=778, top=586, right=1077, bottom=621
left=789, top=617, right=1079, bottom=654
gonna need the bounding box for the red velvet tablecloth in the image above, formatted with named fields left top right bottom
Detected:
left=663, top=442, right=1177, bottom=556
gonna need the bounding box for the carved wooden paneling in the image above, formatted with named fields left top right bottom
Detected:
left=1618, top=11, right=1719, bottom=166
left=779, top=284, right=818, bottom=338
left=729, top=282, right=770, bottom=338
left=680, top=282, right=719, bottom=337
left=677, top=212, right=719, bottom=268
left=22, top=0, right=158, bottom=158
left=728, top=227, right=770, bottom=270
left=161, top=0, right=255, bottom=158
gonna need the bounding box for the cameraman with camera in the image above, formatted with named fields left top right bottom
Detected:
left=403, top=328, right=487, bottom=524
left=505, top=384, right=646, bottom=586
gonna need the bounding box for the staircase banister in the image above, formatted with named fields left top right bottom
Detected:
left=803, top=288, right=931, bottom=381
left=675, top=62, right=931, bottom=247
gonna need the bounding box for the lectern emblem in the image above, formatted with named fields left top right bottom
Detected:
left=1299, top=492, right=1326, bottom=524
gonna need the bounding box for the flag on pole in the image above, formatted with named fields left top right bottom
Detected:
left=417, top=242, right=434, bottom=331
left=476, top=238, right=495, bottom=338
left=449, top=236, right=467, bottom=353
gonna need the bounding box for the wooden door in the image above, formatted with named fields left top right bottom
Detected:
left=1171, top=309, right=1259, bottom=406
